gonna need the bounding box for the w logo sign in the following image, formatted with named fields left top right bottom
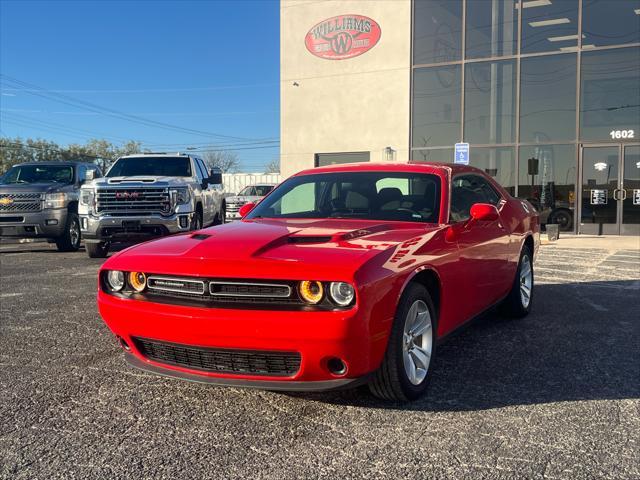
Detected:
left=305, top=15, right=381, bottom=60
left=330, top=32, right=353, bottom=55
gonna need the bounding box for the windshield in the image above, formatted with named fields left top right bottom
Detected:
left=246, top=171, right=441, bottom=223
left=239, top=185, right=274, bottom=196
left=0, top=164, right=74, bottom=184
left=107, top=156, right=191, bottom=177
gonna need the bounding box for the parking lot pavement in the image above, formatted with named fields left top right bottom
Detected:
left=1, top=241, right=639, bottom=479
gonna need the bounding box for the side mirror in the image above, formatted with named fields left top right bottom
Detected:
left=470, top=203, right=499, bottom=222
left=209, top=170, right=222, bottom=185
left=239, top=202, right=256, bottom=218
left=85, top=170, right=95, bottom=181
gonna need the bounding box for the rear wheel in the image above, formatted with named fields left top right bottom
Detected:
left=369, top=283, right=437, bottom=401
left=55, top=213, right=81, bottom=252
left=86, top=242, right=109, bottom=258
left=500, top=245, right=534, bottom=318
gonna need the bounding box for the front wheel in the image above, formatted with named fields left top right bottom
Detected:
left=369, top=283, right=437, bottom=401
left=55, top=213, right=81, bottom=252
left=86, top=242, right=109, bottom=258
left=500, top=245, right=534, bottom=318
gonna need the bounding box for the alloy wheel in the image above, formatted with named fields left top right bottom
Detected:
left=520, top=254, right=533, bottom=308
left=70, top=218, right=80, bottom=247
left=402, top=299, right=433, bottom=386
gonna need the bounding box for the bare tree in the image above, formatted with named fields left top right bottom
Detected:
left=264, top=157, right=280, bottom=174
left=203, top=150, right=240, bottom=173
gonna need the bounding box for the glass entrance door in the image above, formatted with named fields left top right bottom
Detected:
left=621, top=145, right=640, bottom=236
left=580, top=145, right=640, bottom=235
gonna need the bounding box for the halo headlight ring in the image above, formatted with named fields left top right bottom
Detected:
left=106, top=270, right=125, bottom=292
left=298, top=280, right=324, bottom=304
left=328, top=282, right=355, bottom=306
left=128, top=272, right=147, bottom=292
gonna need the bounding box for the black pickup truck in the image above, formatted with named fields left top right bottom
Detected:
left=0, top=161, right=102, bottom=251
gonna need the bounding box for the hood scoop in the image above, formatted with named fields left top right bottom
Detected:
left=191, top=233, right=212, bottom=240
left=287, top=235, right=332, bottom=244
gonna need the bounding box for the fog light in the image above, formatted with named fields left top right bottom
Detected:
left=179, top=215, right=189, bottom=228
left=299, top=280, right=323, bottom=304
left=45, top=219, right=58, bottom=225
left=329, top=282, right=355, bottom=306
left=106, top=270, right=125, bottom=292
left=128, top=272, right=147, bottom=292
left=327, top=357, right=347, bottom=376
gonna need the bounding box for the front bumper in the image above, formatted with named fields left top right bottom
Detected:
left=98, top=290, right=386, bottom=389
left=0, top=209, right=67, bottom=238
left=81, top=212, right=193, bottom=243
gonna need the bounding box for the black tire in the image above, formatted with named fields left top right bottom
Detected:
left=55, top=213, right=81, bottom=252
left=213, top=203, right=225, bottom=226
left=86, top=242, right=109, bottom=258
left=191, top=209, right=203, bottom=231
left=548, top=209, right=573, bottom=232
left=500, top=245, right=534, bottom=318
left=369, top=283, right=437, bottom=402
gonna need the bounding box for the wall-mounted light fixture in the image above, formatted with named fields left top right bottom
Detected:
left=385, top=146, right=396, bottom=162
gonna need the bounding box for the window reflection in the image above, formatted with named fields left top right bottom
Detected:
left=521, top=0, right=579, bottom=54
left=580, top=47, right=640, bottom=142
left=469, top=147, right=515, bottom=195
left=464, top=60, right=516, bottom=144
left=411, top=148, right=454, bottom=163
left=520, top=53, right=577, bottom=142
left=413, top=0, right=463, bottom=64
left=583, top=0, right=640, bottom=48
left=412, top=65, right=461, bottom=148
left=518, top=144, right=577, bottom=231
left=466, top=0, right=517, bottom=59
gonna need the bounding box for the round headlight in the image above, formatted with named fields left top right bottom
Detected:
left=298, top=280, right=323, bottom=304
left=329, top=282, right=355, bottom=306
left=128, top=272, right=147, bottom=292
left=106, top=270, right=125, bottom=292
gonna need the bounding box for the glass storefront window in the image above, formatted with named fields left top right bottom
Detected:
left=412, top=65, right=461, bottom=148
left=582, top=0, right=640, bottom=48
left=464, top=60, right=516, bottom=144
left=518, top=144, right=577, bottom=231
left=469, top=147, right=515, bottom=195
left=411, top=148, right=454, bottom=163
left=521, top=0, right=578, bottom=54
left=465, top=0, right=517, bottom=59
left=580, top=47, right=640, bottom=142
left=413, top=0, right=462, bottom=65
left=520, top=53, right=577, bottom=143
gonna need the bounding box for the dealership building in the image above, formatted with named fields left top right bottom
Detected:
left=281, top=0, right=640, bottom=235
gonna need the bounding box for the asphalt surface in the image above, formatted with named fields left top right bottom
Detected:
left=1, top=240, right=639, bottom=479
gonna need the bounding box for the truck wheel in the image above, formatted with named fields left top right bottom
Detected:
left=55, top=213, right=81, bottom=252
left=369, top=283, right=437, bottom=402
left=86, top=242, right=109, bottom=258
left=218, top=203, right=226, bottom=225
left=190, top=210, right=203, bottom=231
left=548, top=209, right=573, bottom=232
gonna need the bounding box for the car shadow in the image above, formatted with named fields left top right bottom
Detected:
left=286, top=280, right=640, bottom=411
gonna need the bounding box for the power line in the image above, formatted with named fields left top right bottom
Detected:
left=0, top=74, right=273, bottom=142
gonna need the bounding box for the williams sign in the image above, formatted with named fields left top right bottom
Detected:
left=305, top=14, right=381, bottom=60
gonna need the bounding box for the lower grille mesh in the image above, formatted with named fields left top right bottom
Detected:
left=132, top=337, right=301, bottom=377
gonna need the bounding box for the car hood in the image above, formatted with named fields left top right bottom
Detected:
left=0, top=183, right=67, bottom=194
left=92, top=176, right=188, bottom=187
left=104, top=218, right=446, bottom=281
left=226, top=195, right=262, bottom=204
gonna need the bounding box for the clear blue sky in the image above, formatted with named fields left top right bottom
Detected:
left=0, top=0, right=280, bottom=172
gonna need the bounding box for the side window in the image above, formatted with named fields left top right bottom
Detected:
left=77, top=165, right=86, bottom=183
left=197, top=159, right=209, bottom=179
left=193, top=159, right=205, bottom=182
left=450, top=174, right=502, bottom=223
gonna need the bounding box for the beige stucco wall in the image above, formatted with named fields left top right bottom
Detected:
left=280, top=0, right=411, bottom=177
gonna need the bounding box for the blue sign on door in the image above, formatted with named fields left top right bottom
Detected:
left=454, top=143, right=469, bottom=165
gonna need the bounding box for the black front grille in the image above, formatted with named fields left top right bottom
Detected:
left=0, top=193, right=42, bottom=212
left=210, top=282, right=291, bottom=298
left=132, top=337, right=301, bottom=377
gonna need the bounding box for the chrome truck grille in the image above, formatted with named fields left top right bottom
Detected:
left=95, top=187, right=171, bottom=216
left=226, top=202, right=243, bottom=214
left=0, top=193, right=42, bottom=213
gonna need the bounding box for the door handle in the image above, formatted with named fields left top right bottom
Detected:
left=620, top=189, right=627, bottom=200
left=612, top=188, right=621, bottom=201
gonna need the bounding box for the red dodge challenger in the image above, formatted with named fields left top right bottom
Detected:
left=97, top=162, right=539, bottom=401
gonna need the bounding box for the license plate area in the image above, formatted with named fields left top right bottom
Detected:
left=122, top=220, right=141, bottom=231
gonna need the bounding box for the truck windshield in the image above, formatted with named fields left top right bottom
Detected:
left=246, top=171, right=441, bottom=223
left=0, top=164, right=74, bottom=184
left=239, top=185, right=274, bottom=196
left=107, top=157, right=192, bottom=177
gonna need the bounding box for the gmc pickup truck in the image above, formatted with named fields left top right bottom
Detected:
left=79, top=153, right=225, bottom=258
left=0, top=161, right=101, bottom=251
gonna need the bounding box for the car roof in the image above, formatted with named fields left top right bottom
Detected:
left=119, top=153, right=191, bottom=159
left=13, top=161, right=94, bottom=167
left=294, top=161, right=487, bottom=177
